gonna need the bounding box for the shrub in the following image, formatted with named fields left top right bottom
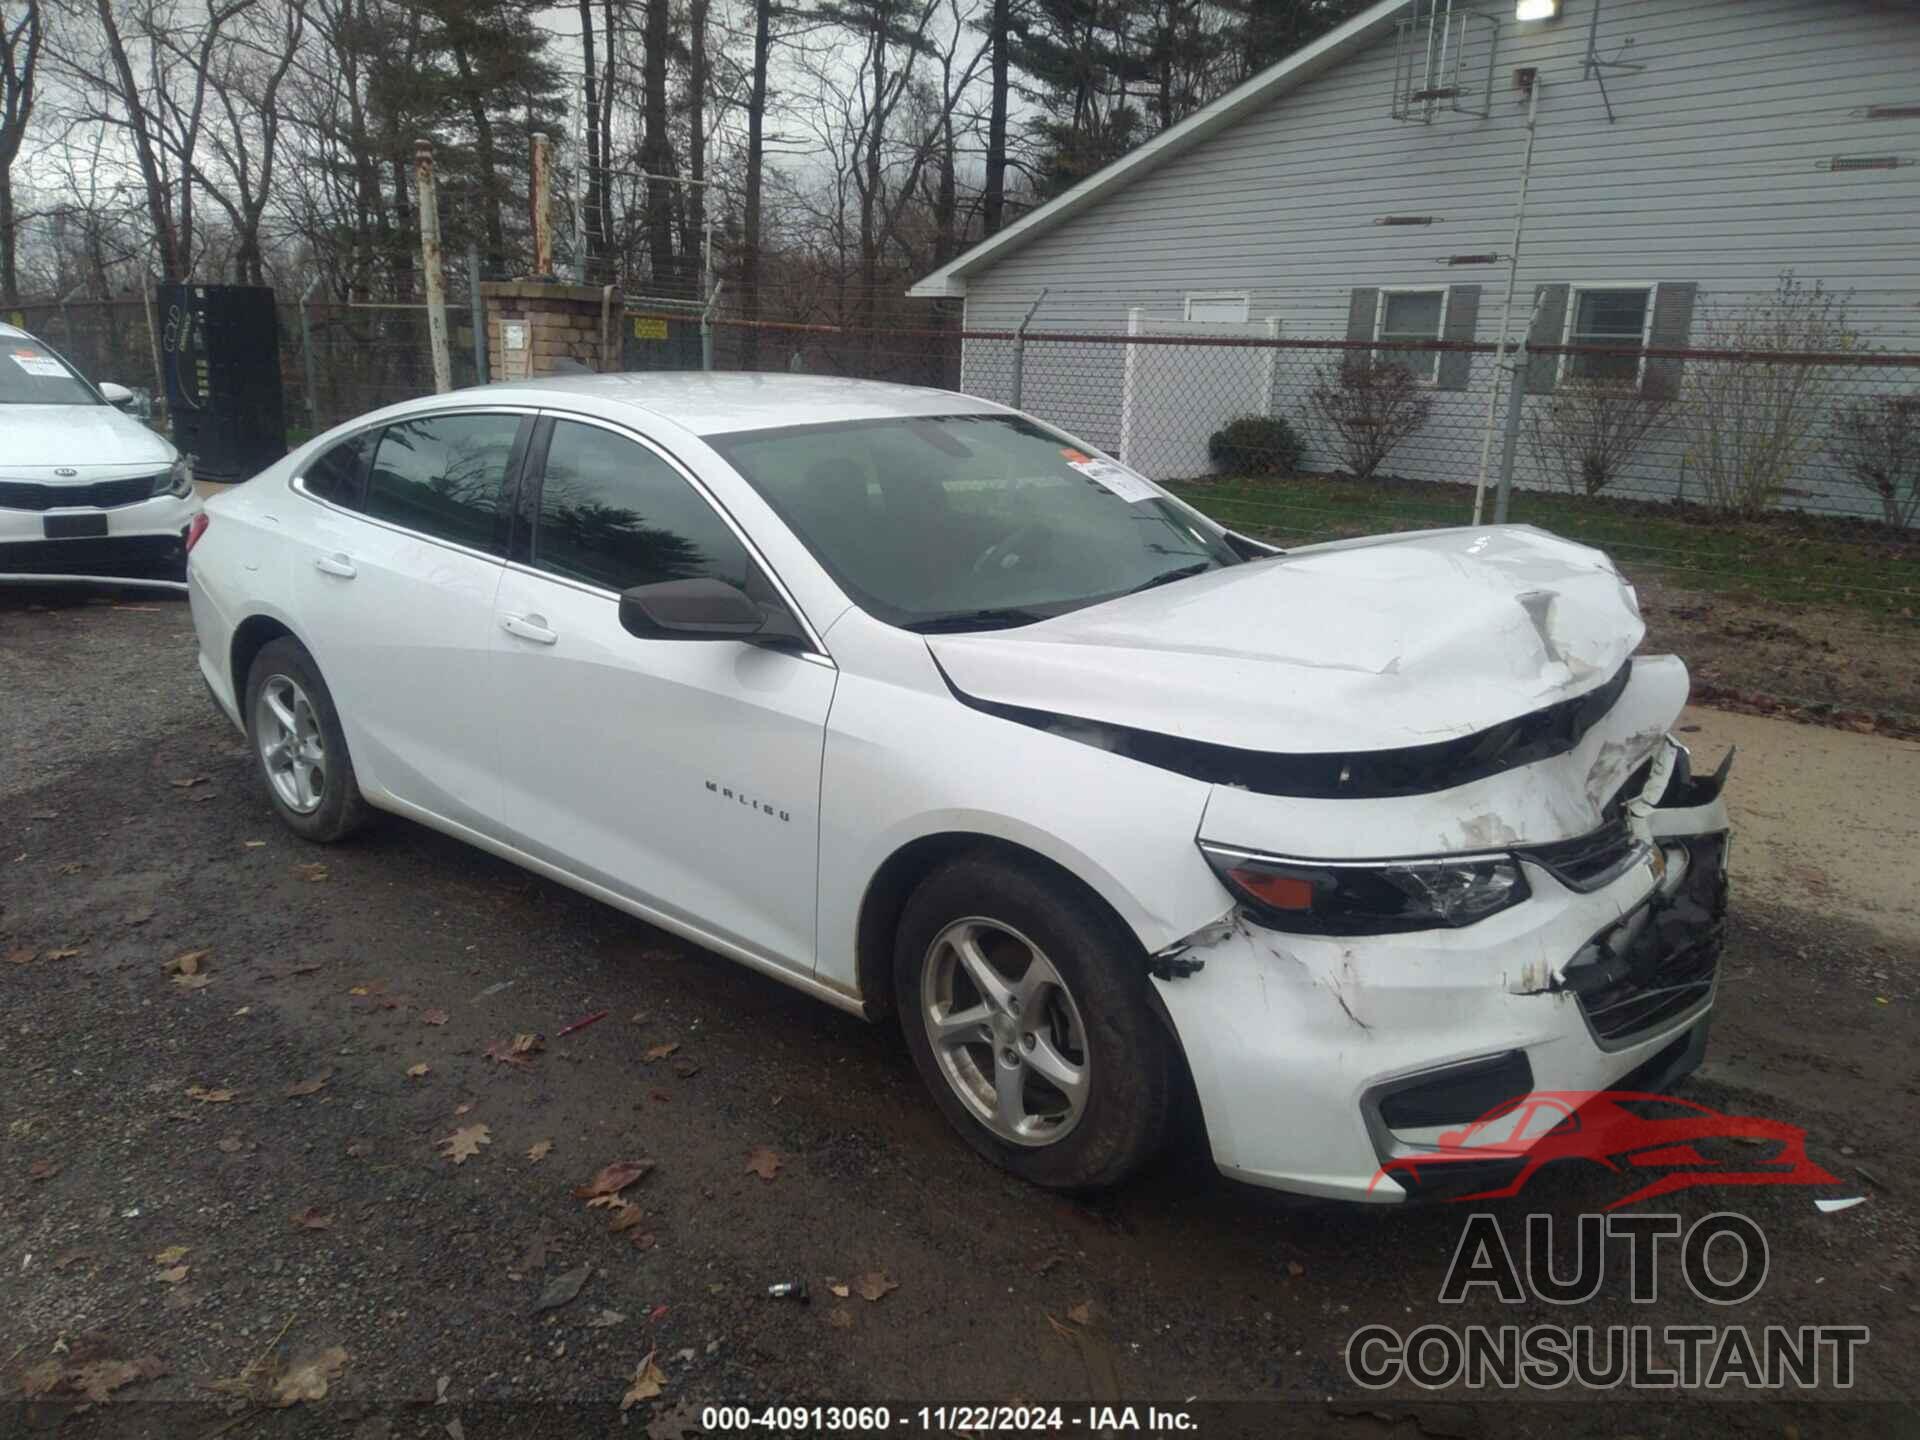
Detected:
left=1207, top=414, right=1304, bottom=476
left=1305, top=357, right=1432, bottom=481
left=1526, top=380, right=1671, bottom=497
left=1675, top=273, right=1865, bottom=518
left=1829, top=392, right=1920, bottom=528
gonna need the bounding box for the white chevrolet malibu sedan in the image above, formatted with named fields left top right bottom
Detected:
left=186, top=373, right=1731, bottom=1200
left=1, top=321, right=199, bottom=574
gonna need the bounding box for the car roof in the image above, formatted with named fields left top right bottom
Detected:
left=471, top=371, right=1007, bottom=438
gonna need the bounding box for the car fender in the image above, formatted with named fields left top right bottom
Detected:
left=814, top=615, right=1230, bottom=997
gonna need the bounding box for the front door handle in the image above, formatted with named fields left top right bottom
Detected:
left=313, top=553, right=356, bottom=579
left=501, top=613, right=559, bottom=646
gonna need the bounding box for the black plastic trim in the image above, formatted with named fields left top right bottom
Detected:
left=940, top=658, right=1634, bottom=800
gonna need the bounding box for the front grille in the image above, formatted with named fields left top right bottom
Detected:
left=0, top=475, right=161, bottom=511
left=1561, top=835, right=1727, bottom=1045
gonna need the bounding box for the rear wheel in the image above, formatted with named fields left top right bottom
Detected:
left=244, top=637, right=368, bottom=844
left=894, top=855, right=1173, bottom=1189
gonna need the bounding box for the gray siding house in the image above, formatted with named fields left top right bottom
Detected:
left=910, top=0, right=1920, bottom=511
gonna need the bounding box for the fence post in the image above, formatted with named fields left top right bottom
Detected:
left=701, top=280, right=725, bottom=371
left=142, top=277, right=165, bottom=413
left=300, top=275, right=321, bottom=431
left=415, top=140, right=452, bottom=394
left=1492, top=323, right=1533, bottom=524
left=1010, top=287, right=1048, bottom=411
left=468, top=245, right=488, bottom=381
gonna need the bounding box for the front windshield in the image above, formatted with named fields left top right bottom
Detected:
left=712, top=413, right=1241, bottom=630
left=0, top=338, right=99, bottom=406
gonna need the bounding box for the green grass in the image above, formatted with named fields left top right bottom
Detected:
left=1170, top=473, right=1920, bottom=623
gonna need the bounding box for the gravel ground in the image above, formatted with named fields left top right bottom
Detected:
left=2, top=589, right=1916, bottom=1438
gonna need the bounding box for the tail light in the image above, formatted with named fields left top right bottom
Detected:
left=184, top=513, right=210, bottom=555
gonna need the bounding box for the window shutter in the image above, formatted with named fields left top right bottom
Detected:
left=1436, top=285, right=1480, bottom=392
left=1345, top=288, right=1380, bottom=348
left=1642, top=283, right=1698, bottom=398
left=1525, top=284, right=1570, bottom=394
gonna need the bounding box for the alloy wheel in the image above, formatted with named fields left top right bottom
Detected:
left=255, top=673, right=327, bottom=815
left=920, top=917, right=1090, bottom=1147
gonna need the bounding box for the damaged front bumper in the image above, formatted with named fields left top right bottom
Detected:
left=1151, top=735, right=1732, bottom=1203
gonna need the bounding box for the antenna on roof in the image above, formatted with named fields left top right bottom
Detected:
left=1391, top=0, right=1498, bottom=124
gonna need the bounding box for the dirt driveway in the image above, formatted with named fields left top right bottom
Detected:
left=3, top=592, right=1917, bottom=1437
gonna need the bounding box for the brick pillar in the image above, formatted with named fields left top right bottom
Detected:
left=479, top=281, right=622, bottom=381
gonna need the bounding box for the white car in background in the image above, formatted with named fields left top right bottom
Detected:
left=185, top=373, right=1732, bottom=1202
left=0, top=320, right=199, bottom=575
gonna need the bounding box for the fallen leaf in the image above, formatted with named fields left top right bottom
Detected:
left=517, top=1230, right=554, bottom=1273
left=1286, top=1260, right=1305, bottom=1279
left=168, top=949, right=210, bottom=975
left=828, top=1307, right=853, bottom=1329
left=484, top=1031, right=544, bottom=1066
left=406, top=1063, right=430, bottom=1078
left=422, top=1008, right=449, bottom=1026
left=346, top=1141, right=372, bottom=1158
left=438, top=1124, right=491, bottom=1164
left=186, top=1086, right=237, bottom=1103
left=169, top=775, right=210, bottom=789
left=608, top=1206, right=648, bottom=1234
left=52, top=1249, right=90, bottom=1272
left=744, top=1147, right=781, bottom=1182
left=157, top=1265, right=190, bottom=1284
left=628, top=1231, right=657, bottom=1251
left=670, top=1057, right=701, bottom=1079
left=6, top=946, right=36, bottom=965
left=173, top=972, right=215, bottom=990
left=70, top=1356, right=167, bottom=1403
left=153, top=1245, right=189, bottom=1265
left=292, top=1206, right=335, bottom=1230
left=217, top=1136, right=245, bottom=1154
left=285, top=1073, right=331, bottom=1098
left=349, top=986, right=369, bottom=996
left=527, top=1139, right=553, bottom=1163
left=641, top=1042, right=679, bottom=1063
left=1067, top=1300, right=1095, bottom=1326
left=586, top=1309, right=626, bottom=1329
left=827, top=1279, right=850, bottom=1299
left=44, top=946, right=83, bottom=961
left=620, top=1351, right=668, bottom=1409
left=855, top=1271, right=898, bottom=1302
left=649, top=1090, right=672, bottom=1104
left=28, top=1157, right=61, bottom=1181
left=574, top=1159, right=654, bottom=1200
left=273, top=1346, right=348, bottom=1407
left=533, top=1261, right=591, bottom=1313
left=454, top=1102, right=472, bottom=1116
left=294, top=862, right=329, bottom=882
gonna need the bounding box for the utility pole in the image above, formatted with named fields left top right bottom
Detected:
left=415, top=140, right=451, bottom=394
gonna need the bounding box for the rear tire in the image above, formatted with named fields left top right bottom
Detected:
left=243, top=637, right=369, bottom=844
left=894, top=854, right=1173, bottom=1190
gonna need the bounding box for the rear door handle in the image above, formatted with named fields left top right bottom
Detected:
left=500, top=613, right=558, bottom=646
left=313, top=553, right=356, bottom=578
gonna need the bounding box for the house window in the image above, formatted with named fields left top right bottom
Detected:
left=1184, top=293, right=1250, bottom=323
left=1374, top=289, right=1447, bottom=382
left=1563, top=286, right=1655, bottom=384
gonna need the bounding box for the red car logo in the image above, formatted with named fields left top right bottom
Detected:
left=1371, top=1091, right=1837, bottom=1209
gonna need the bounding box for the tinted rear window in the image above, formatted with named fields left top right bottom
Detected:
left=362, top=414, right=522, bottom=554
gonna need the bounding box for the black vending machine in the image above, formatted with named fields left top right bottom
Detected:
left=157, top=284, right=288, bottom=480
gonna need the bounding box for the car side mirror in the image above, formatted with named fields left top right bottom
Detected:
left=98, top=382, right=135, bottom=408
left=618, top=578, right=805, bottom=646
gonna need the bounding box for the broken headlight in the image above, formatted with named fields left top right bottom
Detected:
left=1200, top=844, right=1530, bottom=935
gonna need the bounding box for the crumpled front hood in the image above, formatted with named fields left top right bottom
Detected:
left=0, top=404, right=175, bottom=471
left=928, top=526, right=1644, bottom=755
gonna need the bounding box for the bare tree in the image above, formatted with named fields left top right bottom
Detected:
left=1306, top=358, right=1433, bottom=481
left=1830, top=393, right=1920, bottom=529
left=1526, top=381, right=1670, bottom=497
left=1, top=0, right=41, bottom=303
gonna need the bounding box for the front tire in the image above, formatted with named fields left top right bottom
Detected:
left=244, top=637, right=368, bottom=844
left=894, top=854, right=1173, bottom=1190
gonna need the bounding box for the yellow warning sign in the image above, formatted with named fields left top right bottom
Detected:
left=631, top=316, right=669, bottom=341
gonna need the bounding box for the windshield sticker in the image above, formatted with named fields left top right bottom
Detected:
left=1069, top=456, right=1160, bottom=504
left=10, top=351, right=68, bottom=378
